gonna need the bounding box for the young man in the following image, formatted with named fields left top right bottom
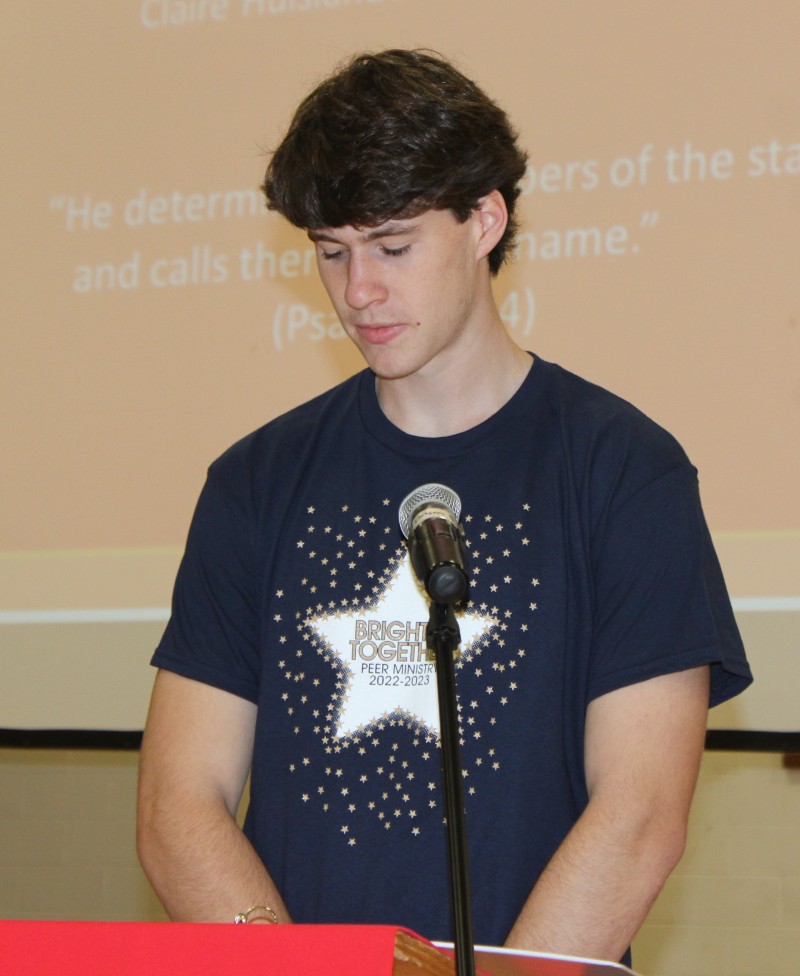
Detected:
left=137, top=50, right=751, bottom=963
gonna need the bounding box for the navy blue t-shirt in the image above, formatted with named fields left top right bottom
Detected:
left=153, top=355, right=751, bottom=947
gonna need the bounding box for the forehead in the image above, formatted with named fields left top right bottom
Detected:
left=307, top=209, right=459, bottom=243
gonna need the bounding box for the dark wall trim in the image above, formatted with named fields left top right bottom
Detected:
left=0, top=729, right=143, bottom=750
left=1, top=728, right=798, bottom=753
left=704, top=729, right=799, bottom=753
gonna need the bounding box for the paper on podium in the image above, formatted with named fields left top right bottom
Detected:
left=435, top=942, right=640, bottom=976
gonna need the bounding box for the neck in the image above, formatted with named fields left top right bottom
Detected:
left=376, top=325, right=533, bottom=437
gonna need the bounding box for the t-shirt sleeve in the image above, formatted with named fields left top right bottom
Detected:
left=586, top=461, right=752, bottom=708
left=151, top=463, right=262, bottom=704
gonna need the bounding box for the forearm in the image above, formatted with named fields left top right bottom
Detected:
left=137, top=790, right=291, bottom=924
left=505, top=668, right=708, bottom=960
left=137, top=672, right=290, bottom=924
left=504, top=796, right=683, bottom=961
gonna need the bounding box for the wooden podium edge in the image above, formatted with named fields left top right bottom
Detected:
left=394, top=930, right=457, bottom=975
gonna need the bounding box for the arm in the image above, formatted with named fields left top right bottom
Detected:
left=136, top=669, right=292, bottom=923
left=504, top=664, right=709, bottom=961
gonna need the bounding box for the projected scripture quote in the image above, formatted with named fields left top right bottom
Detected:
left=48, top=137, right=799, bottom=350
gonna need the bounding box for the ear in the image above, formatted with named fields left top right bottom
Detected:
left=473, top=189, right=508, bottom=263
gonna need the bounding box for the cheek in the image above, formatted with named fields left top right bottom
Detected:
left=431, top=257, right=474, bottom=310
left=317, top=269, right=348, bottom=311
left=316, top=262, right=338, bottom=291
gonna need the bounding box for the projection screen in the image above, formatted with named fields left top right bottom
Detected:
left=1, top=1, right=798, bottom=732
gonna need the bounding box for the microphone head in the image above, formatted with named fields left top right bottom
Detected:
left=398, top=483, right=462, bottom=538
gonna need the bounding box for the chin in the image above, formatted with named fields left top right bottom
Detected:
left=363, top=355, right=411, bottom=382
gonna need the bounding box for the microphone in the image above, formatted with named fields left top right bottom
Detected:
left=399, top=483, right=469, bottom=605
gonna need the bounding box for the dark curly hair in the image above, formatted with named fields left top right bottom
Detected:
left=262, top=49, right=528, bottom=275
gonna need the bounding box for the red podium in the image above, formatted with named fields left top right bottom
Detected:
left=0, top=921, right=639, bottom=975
left=0, top=923, right=438, bottom=975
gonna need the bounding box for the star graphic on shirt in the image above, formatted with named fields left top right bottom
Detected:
left=307, top=553, right=496, bottom=741
left=274, top=494, right=547, bottom=843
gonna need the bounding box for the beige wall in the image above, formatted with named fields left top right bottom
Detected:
left=1, top=748, right=797, bottom=975
left=0, top=749, right=165, bottom=923
left=633, top=752, right=800, bottom=976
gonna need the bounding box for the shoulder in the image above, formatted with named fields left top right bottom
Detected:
left=185, top=369, right=367, bottom=531
left=539, top=358, right=686, bottom=456
left=535, top=357, right=693, bottom=503
left=208, top=369, right=366, bottom=485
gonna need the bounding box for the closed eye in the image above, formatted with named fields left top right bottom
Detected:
left=317, top=241, right=412, bottom=261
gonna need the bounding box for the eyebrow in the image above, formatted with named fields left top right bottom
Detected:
left=307, top=222, right=419, bottom=244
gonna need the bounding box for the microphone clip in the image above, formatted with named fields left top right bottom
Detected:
left=399, top=484, right=470, bottom=606
left=408, top=509, right=469, bottom=606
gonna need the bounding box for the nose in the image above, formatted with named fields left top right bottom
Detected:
left=344, top=253, right=388, bottom=310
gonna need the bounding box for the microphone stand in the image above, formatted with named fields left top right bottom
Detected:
left=427, top=601, right=476, bottom=976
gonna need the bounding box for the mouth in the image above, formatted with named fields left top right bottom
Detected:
left=353, top=323, right=406, bottom=345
